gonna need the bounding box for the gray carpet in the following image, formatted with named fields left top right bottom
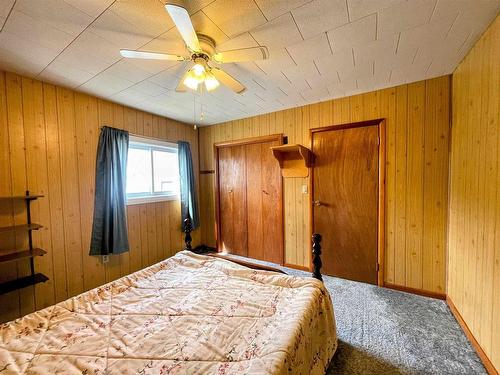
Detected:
left=221, top=254, right=486, bottom=374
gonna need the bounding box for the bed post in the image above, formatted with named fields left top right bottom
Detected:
left=312, top=233, right=323, bottom=281
left=183, top=215, right=192, bottom=251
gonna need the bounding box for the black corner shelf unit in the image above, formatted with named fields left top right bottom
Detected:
left=0, top=190, right=49, bottom=295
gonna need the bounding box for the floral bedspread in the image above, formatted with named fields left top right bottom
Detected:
left=0, top=251, right=337, bottom=374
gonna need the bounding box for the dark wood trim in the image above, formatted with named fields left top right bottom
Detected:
left=310, top=119, right=384, bottom=134
left=384, top=282, right=446, bottom=300
left=214, top=134, right=285, bottom=148
left=377, top=120, right=386, bottom=286
left=283, top=263, right=311, bottom=272
left=214, top=134, right=285, bottom=265
left=309, top=119, right=386, bottom=286
left=200, top=170, right=215, bottom=174
left=447, top=296, right=499, bottom=375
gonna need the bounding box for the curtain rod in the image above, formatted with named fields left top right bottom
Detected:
left=100, top=126, right=181, bottom=145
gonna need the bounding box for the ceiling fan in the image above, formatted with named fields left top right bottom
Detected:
left=120, top=1, right=269, bottom=94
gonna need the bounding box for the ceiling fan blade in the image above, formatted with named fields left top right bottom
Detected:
left=165, top=4, right=201, bottom=53
left=120, top=49, right=186, bottom=61
left=214, top=46, right=269, bottom=63
left=211, top=67, right=246, bottom=94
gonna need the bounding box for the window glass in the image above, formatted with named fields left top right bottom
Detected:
left=126, top=136, right=179, bottom=204
left=153, top=150, right=179, bottom=194
left=127, top=147, right=152, bottom=195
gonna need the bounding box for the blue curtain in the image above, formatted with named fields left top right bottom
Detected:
left=90, top=126, right=129, bottom=255
left=178, top=141, right=200, bottom=229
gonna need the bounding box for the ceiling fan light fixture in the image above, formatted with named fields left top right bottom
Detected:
left=192, top=63, right=205, bottom=77
left=183, top=74, right=199, bottom=90
left=205, top=72, right=219, bottom=91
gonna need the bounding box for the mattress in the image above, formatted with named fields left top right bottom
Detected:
left=0, top=251, right=337, bottom=374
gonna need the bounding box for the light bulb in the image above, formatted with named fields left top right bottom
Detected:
left=192, top=63, right=205, bottom=77
left=183, top=74, right=199, bottom=90
left=204, top=72, right=219, bottom=91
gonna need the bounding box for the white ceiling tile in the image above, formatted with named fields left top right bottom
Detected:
left=133, top=80, right=170, bottom=96
left=80, top=70, right=135, bottom=97
left=111, top=0, right=173, bottom=38
left=62, top=0, right=114, bottom=18
left=39, top=60, right=95, bottom=88
left=140, top=27, right=188, bottom=56
left=104, top=60, right=153, bottom=83
left=327, top=13, right=376, bottom=53
left=254, top=47, right=296, bottom=75
left=287, top=33, right=332, bottom=65
left=292, top=0, right=348, bottom=40
left=126, top=58, right=181, bottom=75
left=3, top=9, right=74, bottom=52
left=15, top=0, right=93, bottom=36
left=90, top=9, right=153, bottom=49
left=0, top=0, right=15, bottom=19
left=254, top=0, right=311, bottom=20
left=215, top=32, right=258, bottom=52
left=251, top=13, right=303, bottom=49
left=378, top=0, right=437, bottom=38
left=347, top=0, right=405, bottom=21
left=204, top=0, right=267, bottom=38
left=48, top=31, right=121, bottom=77
left=148, top=63, right=188, bottom=90
left=314, top=48, right=353, bottom=76
left=431, top=0, right=500, bottom=24
left=190, top=10, right=229, bottom=44
left=0, top=30, right=58, bottom=75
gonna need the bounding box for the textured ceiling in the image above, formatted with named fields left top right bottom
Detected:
left=0, top=0, right=498, bottom=125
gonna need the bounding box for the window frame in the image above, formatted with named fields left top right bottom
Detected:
left=126, top=135, right=179, bottom=206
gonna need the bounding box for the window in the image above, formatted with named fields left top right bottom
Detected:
left=126, top=135, right=179, bottom=204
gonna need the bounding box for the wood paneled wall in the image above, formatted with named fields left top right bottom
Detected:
left=448, top=16, right=500, bottom=372
left=0, top=70, right=199, bottom=323
left=199, top=75, right=451, bottom=294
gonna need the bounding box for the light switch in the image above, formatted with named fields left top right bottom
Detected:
left=302, top=185, right=308, bottom=194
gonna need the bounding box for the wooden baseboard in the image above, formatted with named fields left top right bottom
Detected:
left=383, top=282, right=446, bottom=300
left=446, top=296, right=498, bottom=375
left=283, top=263, right=311, bottom=272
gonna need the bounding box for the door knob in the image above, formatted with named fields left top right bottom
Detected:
left=228, top=189, right=233, bottom=193
left=313, top=200, right=323, bottom=206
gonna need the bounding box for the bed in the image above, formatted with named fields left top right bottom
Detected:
left=0, top=225, right=337, bottom=374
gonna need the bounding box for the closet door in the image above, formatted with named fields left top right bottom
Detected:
left=218, top=145, right=247, bottom=256
left=246, top=140, right=283, bottom=264
left=216, top=135, right=284, bottom=264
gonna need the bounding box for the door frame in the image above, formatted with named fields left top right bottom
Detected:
left=309, top=119, right=386, bottom=286
left=214, top=134, right=285, bottom=264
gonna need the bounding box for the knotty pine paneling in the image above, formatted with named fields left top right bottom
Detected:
left=0, top=70, right=199, bottom=323
left=199, top=75, right=451, bottom=294
left=448, top=16, right=499, bottom=372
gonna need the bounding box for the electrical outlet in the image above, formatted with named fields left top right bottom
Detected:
left=102, top=255, right=109, bottom=264
left=302, top=185, right=308, bottom=194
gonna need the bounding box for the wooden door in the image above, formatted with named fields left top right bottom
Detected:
left=246, top=140, right=283, bottom=264
left=217, top=145, right=247, bottom=256
left=312, top=123, right=380, bottom=285
left=216, top=135, right=284, bottom=264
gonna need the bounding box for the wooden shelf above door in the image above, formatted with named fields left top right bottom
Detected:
left=271, top=144, right=313, bottom=178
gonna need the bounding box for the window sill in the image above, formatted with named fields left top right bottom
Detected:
left=126, top=195, right=179, bottom=205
